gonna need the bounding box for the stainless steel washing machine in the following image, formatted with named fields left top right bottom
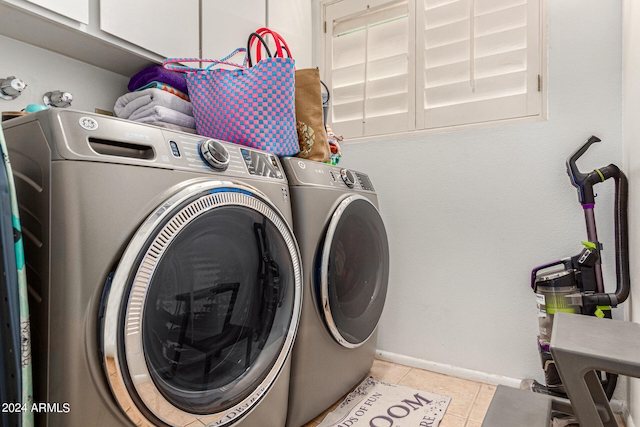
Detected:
left=2, top=109, right=302, bottom=427
left=280, top=158, right=389, bottom=427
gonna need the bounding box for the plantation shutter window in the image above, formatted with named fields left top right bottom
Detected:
left=417, top=0, right=540, bottom=129
left=325, top=0, right=416, bottom=138
left=323, top=0, right=542, bottom=139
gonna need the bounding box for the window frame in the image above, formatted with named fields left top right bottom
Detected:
left=323, top=0, right=416, bottom=138
left=318, top=0, right=547, bottom=141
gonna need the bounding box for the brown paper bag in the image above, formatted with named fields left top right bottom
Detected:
left=295, top=68, right=330, bottom=162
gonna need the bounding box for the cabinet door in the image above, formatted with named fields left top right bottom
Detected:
left=201, top=0, right=266, bottom=61
left=100, top=0, right=199, bottom=59
left=23, top=0, right=88, bottom=24
left=268, top=0, right=312, bottom=68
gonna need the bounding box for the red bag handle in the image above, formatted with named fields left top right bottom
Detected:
left=250, top=27, right=293, bottom=63
left=255, top=28, right=286, bottom=60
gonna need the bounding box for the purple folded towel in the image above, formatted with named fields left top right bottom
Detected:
left=128, top=65, right=188, bottom=94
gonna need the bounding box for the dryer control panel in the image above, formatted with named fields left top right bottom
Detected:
left=280, top=157, right=375, bottom=193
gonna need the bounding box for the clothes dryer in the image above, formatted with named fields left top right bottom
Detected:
left=2, top=109, right=302, bottom=427
left=281, top=159, right=389, bottom=427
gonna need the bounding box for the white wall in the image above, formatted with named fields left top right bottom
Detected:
left=0, top=34, right=128, bottom=114
left=323, top=0, right=623, bottom=384
left=622, top=0, right=640, bottom=424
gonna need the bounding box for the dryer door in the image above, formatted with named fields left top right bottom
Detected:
left=101, top=181, right=301, bottom=427
left=318, top=195, right=389, bottom=348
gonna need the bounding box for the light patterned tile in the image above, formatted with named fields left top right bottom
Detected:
left=396, top=368, right=444, bottom=391
left=399, top=368, right=482, bottom=419
left=464, top=420, right=483, bottom=427
left=439, top=413, right=467, bottom=427
left=369, top=359, right=412, bottom=384
left=468, top=383, right=497, bottom=423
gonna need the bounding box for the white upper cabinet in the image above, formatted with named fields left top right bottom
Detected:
left=201, top=0, right=266, bottom=61
left=0, top=0, right=313, bottom=76
left=268, top=0, right=312, bottom=68
left=100, top=0, right=199, bottom=59
left=200, top=0, right=312, bottom=67
left=23, top=0, right=88, bottom=24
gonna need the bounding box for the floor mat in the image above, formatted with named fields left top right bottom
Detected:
left=318, top=376, right=451, bottom=427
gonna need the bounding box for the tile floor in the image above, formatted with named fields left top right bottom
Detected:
left=302, top=359, right=496, bottom=427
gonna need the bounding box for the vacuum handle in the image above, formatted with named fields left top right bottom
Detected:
left=530, top=259, right=572, bottom=291
left=566, top=135, right=602, bottom=204
left=570, top=168, right=630, bottom=308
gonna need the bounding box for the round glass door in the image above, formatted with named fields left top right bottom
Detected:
left=318, top=195, right=389, bottom=348
left=102, top=181, right=302, bottom=427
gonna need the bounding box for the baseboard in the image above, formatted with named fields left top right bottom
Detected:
left=375, top=350, right=522, bottom=388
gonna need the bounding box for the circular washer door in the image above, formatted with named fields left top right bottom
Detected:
left=101, top=181, right=302, bottom=427
left=318, top=194, right=389, bottom=348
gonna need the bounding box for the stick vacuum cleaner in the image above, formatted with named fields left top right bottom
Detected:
left=529, top=135, right=630, bottom=399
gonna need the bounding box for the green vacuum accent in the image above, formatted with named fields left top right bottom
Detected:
left=545, top=294, right=578, bottom=315
left=594, top=306, right=611, bottom=319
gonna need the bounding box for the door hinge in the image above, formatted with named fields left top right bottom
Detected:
left=538, top=75, right=541, bottom=92
left=324, top=21, right=327, bottom=33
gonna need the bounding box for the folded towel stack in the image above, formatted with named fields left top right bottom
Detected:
left=135, top=82, right=190, bottom=101
left=115, top=66, right=196, bottom=134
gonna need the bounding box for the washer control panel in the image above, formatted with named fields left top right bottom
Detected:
left=10, top=109, right=287, bottom=182
left=163, top=133, right=285, bottom=181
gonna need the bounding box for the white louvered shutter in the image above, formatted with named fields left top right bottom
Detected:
left=417, top=0, right=541, bottom=129
left=325, top=0, right=416, bottom=138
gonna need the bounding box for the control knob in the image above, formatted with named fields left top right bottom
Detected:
left=199, top=139, right=230, bottom=171
left=340, top=169, right=356, bottom=188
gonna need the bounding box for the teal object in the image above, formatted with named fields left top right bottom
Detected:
left=0, top=125, right=33, bottom=427
left=24, top=104, right=47, bottom=113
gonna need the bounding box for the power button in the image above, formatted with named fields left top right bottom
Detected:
left=169, top=140, right=181, bottom=157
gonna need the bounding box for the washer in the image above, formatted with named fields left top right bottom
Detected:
left=281, top=158, right=389, bottom=427
left=2, top=109, right=302, bottom=427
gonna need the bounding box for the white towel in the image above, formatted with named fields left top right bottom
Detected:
left=114, top=88, right=193, bottom=119
left=128, top=106, right=196, bottom=129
